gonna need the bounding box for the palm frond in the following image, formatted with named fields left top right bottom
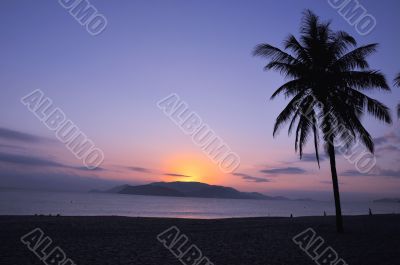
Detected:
left=398, top=104, right=400, bottom=118
left=298, top=116, right=312, bottom=158
left=395, top=73, right=400, bottom=87
left=271, top=79, right=307, bottom=99
left=340, top=87, right=392, bottom=124
left=311, top=114, right=320, bottom=168
left=284, top=34, right=310, bottom=63
left=300, top=10, right=319, bottom=37
left=273, top=93, right=305, bottom=137
left=351, top=115, right=374, bottom=153
left=264, top=62, right=304, bottom=79
left=339, top=70, right=390, bottom=91
left=253, top=44, right=297, bottom=64
left=332, top=44, right=378, bottom=71
left=328, top=31, right=356, bottom=59
left=365, top=97, right=392, bottom=124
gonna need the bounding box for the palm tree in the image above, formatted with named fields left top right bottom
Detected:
left=395, top=73, right=400, bottom=117
left=253, top=10, right=391, bottom=233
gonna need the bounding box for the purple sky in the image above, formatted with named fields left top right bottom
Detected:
left=0, top=0, right=399, bottom=200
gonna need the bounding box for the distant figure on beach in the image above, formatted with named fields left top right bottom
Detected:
left=369, top=208, right=373, bottom=216
left=324, top=211, right=327, bottom=217
left=290, top=214, right=293, bottom=218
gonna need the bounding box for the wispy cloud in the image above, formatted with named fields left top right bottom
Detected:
left=320, top=180, right=344, bottom=185
left=0, top=171, right=125, bottom=192
left=373, top=131, right=400, bottom=159
left=126, top=166, right=152, bottom=173
left=260, top=167, right=306, bottom=175
left=0, top=143, right=26, bottom=151
left=233, top=173, right=270, bottom=183
left=341, top=168, right=400, bottom=178
left=300, top=153, right=327, bottom=162
left=0, top=152, right=105, bottom=172
left=376, top=144, right=400, bottom=157
left=378, top=169, right=400, bottom=178
left=0, top=152, right=65, bottom=167
left=0, top=127, right=53, bottom=143
left=373, top=132, right=400, bottom=146
left=373, top=136, right=388, bottom=145
left=341, top=170, right=364, bottom=177
left=164, top=173, right=192, bottom=178
left=77, top=166, right=106, bottom=172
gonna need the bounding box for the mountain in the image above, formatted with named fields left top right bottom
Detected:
left=373, top=198, right=400, bottom=203
left=118, top=184, right=185, bottom=197
left=100, top=181, right=291, bottom=200
left=105, top=184, right=131, bottom=193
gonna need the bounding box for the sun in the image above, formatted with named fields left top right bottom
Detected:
left=162, top=153, right=219, bottom=184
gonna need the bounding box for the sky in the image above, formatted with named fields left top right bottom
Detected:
left=0, top=0, right=400, bottom=200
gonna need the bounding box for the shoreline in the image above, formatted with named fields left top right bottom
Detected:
left=0, top=212, right=399, bottom=219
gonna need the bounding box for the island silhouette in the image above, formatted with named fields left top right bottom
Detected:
left=93, top=181, right=312, bottom=201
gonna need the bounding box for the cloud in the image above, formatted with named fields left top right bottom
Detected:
left=126, top=166, right=152, bottom=173
left=373, top=131, right=400, bottom=158
left=0, top=152, right=105, bottom=172
left=300, top=153, right=327, bottom=162
left=341, top=168, right=400, bottom=178
left=260, top=167, right=306, bottom=175
left=76, top=166, right=106, bottom=172
left=0, top=143, right=26, bottom=151
left=0, top=152, right=65, bottom=168
left=373, top=136, right=387, bottom=145
left=378, top=169, right=400, bottom=178
left=0, top=171, right=126, bottom=192
left=320, top=180, right=344, bottom=185
left=164, top=173, right=192, bottom=178
left=233, top=173, right=270, bottom=183
left=0, top=127, right=53, bottom=143
left=376, top=145, right=400, bottom=153
left=341, top=169, right=373, bottom=177
left=373, top=132, right=400, bottom=146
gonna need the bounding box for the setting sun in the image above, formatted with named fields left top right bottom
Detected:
left=163, top=153, right=221, bottom=183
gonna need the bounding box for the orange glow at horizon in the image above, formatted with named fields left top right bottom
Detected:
left=162, top=153, right=222, bottom=184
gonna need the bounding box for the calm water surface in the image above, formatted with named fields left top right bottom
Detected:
left=1, top=190, right=399, bottom=218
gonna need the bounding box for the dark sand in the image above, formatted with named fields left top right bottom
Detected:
left=0, top=215, right=399, bottom=265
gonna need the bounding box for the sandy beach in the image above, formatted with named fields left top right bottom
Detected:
left=1, top=214, right=399, bottom=265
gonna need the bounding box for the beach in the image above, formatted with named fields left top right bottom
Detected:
left=1, top=215, right=399, bottom=265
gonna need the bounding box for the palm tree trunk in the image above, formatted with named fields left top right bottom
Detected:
left=328, top=141, right=344, bottom=233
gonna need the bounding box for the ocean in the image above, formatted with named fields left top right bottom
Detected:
left=1, top=189, right=399, bottom=218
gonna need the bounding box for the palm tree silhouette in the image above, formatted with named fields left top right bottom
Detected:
left=395, top=73, right=400, bottom=117
left=253, top=10, right=392, bottom=233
